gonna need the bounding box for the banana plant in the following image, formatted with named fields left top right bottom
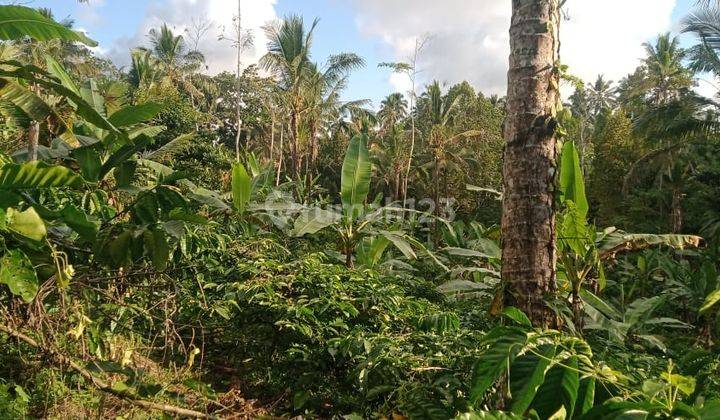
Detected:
left=0, top=5, right=97, bottom=46
left=557, top=141, right=703, bottom=330
left=288, top=133, right=440, bottom=268
left=470, top=308, right=605, bottom=419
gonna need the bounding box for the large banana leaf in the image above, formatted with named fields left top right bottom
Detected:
left=0, top=78, right=52, bottom=121
left=0, top=63, right=117, bottom=132
left=0, top=161, right=81, bottom=190
left=379, top=230, right=417, bottom=259
left=700, top=288, right=720, bottom=314
left=109, top=102, right=163, bottom=127
left=599, top=232, right=703, bottom=260
left=559, top=140, right=588, bottom=217
left=355, top=235, right=391, bottom=268
left=340, top=133, right=371, bottom=219
left=0, top=5, right=97, bottom=46
left=231, top=162, right=252, bottom=213
left=44, top=54, right=79, bottom=95
left=292, top=208, right=341, bottom=236
left=80, top=79, right=105, bottom=116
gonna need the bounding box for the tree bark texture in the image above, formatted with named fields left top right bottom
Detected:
left=501, top=0, right=561, bottom=328
left=27, top=121, right=39, bottom=162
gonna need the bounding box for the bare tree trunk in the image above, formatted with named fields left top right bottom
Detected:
left=27, top=121, right=39, bottom=162
left=309, top=124, right=319, bottom=175
left=276, top=122, right=284, bottom=186
left=234, top=0, right=242, bottom=162
left=401, top=38, right=424, bottom=209
left=671, top=187, right=683, bottom=233
left=394, top=169, right=401, bottom=202
left=269, top=118, right=275, bottom=162
left=290, top=108, right=300, bottom=180
left=235, top=123, right=242, bottom=161
left=501, top=0, right=561, bottom=329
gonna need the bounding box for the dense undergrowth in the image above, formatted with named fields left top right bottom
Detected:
left=1, top=4, right=720, bottom=420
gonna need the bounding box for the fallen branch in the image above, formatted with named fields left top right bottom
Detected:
left=0, top=323, right=217, bottom=419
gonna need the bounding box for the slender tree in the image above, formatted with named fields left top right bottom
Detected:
left=502, top=0, right=561, bottom=328
left=379, top=37, right=427, bottom=208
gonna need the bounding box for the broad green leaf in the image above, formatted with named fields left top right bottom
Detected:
left=502, top=307, right=532, bottom=327
left=341, top=133, right=371, bottom=218
left=107, top=230, right=133, bottom=267
left=599, top=232, right=703, bottom=260
left=99, top=135, right=152, bottom=179
left=559, top=202, right=590, bottom=256
left=379, top=230, right=417, bottom=259
left=443, top=246, right=496, bottom=259
left=0, top=161, right=81, bottom=189
left=356, top=235, right=391, bottom=268
left=559, top=140, right=588, bottom=217
left=143, top=228, right=169, bottom=271
left=145, top=133, right=194, bottom=161
left=7, top=207, right=46, bottom=241
left=109, top=102, right=163, bottom=127
left=700, top=288, right=720, bottom=314
left=470, top=327, right=528, bottom=404
left=189, top=187, right=230, bottom=211
left=0, top=78, right=53, bottom=122
left=580, top=400, right=659, bottom=419
left=292, top=208, right=341, bottom=236
left=0, top=249, right=39, bottom=302
left=73, top=146, right=102, bottom=182
left=231, top=162, right=252, bottom=213
left=60, top=204, right=98, bottom=241
left=0, top=5, right=97, bottom=46
left=115, top=160, right=137, bottom=187
left=0, top=65, right=116, bottom=132
left=509, top=344, right=557, bottom=415
left=80, top=79, right=105, bottom=116
left=44, top=54, right=79, bottom=94
left=532, top=357, right=582, bottom=418
left=580, top=288, right=622, bottom=320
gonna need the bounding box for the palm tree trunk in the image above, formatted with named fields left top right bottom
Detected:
left=290, top=108, right=300, bottom=180
left=501, top=0, right=561, bottom=328
left=394, top=168, right=401, bottom=202
left=671, top=187, right=683, bottom=233
left=276, top=122, right=284, bottom=186
left=27, top=121, right=39, bottom=162
left=269, top=118, right=275, bottom=162
left=310, top=124, right=319, bottom=175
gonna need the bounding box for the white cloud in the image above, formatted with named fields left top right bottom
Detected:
left=353, top=0, right=678, bottom=96
left=105, top=0, right=277, bottom=75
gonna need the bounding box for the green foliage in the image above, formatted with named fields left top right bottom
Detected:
left=0, top=249, right=39, bottom=302
left=341, top=133, right=372, bottom=219
left=0, top=5, right=97, bottom=46
left=2, top=5, right=720, bottom=419
left=0, top=161, right=81, bottom=190
left=231, top=162, right=252, bottom=213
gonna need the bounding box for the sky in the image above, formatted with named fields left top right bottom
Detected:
left=9, top=0, right=707, bottom=106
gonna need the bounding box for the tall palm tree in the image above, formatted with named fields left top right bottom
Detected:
left=133, top=24, right=205, bottom=96
left=377, top=92, right=407, bottom=133
left=261, top=15, right=363, bottom=180
left=261, top=15, right=317, bottom=180
left=642, top=33, right=693, bottom=104
left=418, top=81, right=479, bottom=222
left=684, top=6, right=720, bottom=85
left=502, top=0, right=561, bottom=328
left=586, top=75, right=616, bottom=116
left=372, top=123, right=407, bottom=201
